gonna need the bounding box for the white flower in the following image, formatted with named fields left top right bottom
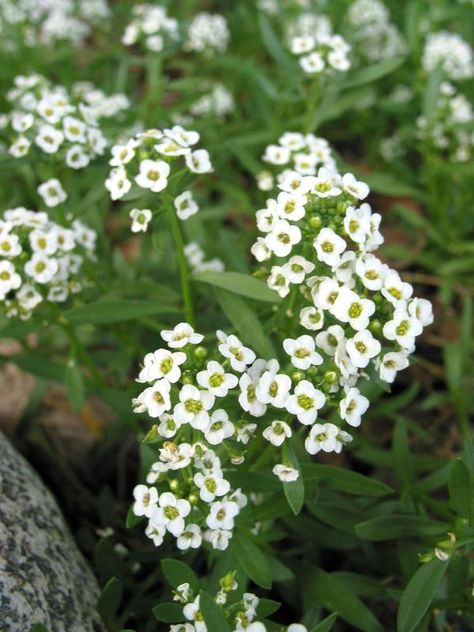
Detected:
left=158, top=413, right=182, bottom=438
left=300, top=306, right=324, bottom=331
left=286, top=379, right=326, bottom=425
left=288, top=624, right=308, bottom=632
left=265, top=220, right=301, bottom=257
left=283, top=335, right=323, bottom=370
left=206, top=499, right=239, bottom=530
left=65, top=145, right=90, bottom=169
left=305, top=422, right=339, bottom=454
left=346, top=330, right=381, bottom=368
left=332, top=287, right=376, bottom=331
left=29, top=229, right=58, bottom=256
left=381, top=271, right=413, bottom=306
left=383, top=306, right=422, bottom=349
left=251, top=237, right=271, bottom=262
left=355, top=254, right=387, bottom=291
left=137, top=349, right=186, bottom=384
left=0, top=233, right=22, bottom=258
left=37, top=179, right=67, bottom=208
left=263, top=144, right=291, bottom=165
left=161, top=322, right=204, bottom=348
left=145, top=522, right=166, bottom=546
left=239, top=372, right=267, bottom=418
left=63, top=116, right=87, bottom=143
left=291, top=35, right=315, bottom=54
left=300, top=51, right=325, bottom=73
left=130, top=208, right=152, bottom=233
left=174, top=384, right=215, bottom=430
left=194, top=471, right=230, bottom=502
left=174, top=191, right=199, bottom=220
left=151, top=492, right=191, bottom=537
left=378, top=351, right=409, bottom=383
left=177, top=524, right=202, bottom=550
left=285, top=256, right=315, bottom=284
left=204, top=528, right=232, bottom=551
left=185, top=149, right=213, bottom=174
left=316, top=324, right=345, bottom=355
left=135, top=159, right=170, bottom=192
left=273, top=464, right=299, bottom=482
left=105, top=166, right=131, bottom=200
left=344, top=205, right=371, bottom=245
left=217, top=331, right=256, bottom=372
left=137, top=379, right=172, bottom=418
left=275, top=191, right=307, bottom=221
left=204, top=409, right=235, bottom=445
left=256, top=368, right=291, bottom=408
left=408, top=298, right=433, bottom=327
left=35, top=124, right=64, bottom=153
left=342, top=173, right=369, bottom=199
left=339, top=387, right=369, bottom=427
left=314, top=228, right=346, bottom=267
left=263, top=420, right=292, bottom=446
left=159, top=442, right=195, bottom=471
left=110, top=142, right=137, bottom=166
left=0, top=261, right=21, bottom=298
left=132, top=484, right=158, bottom=518
left=306, top=168, right=341, bottom=198
left=197, top=360, right=238, bottom=397
left=267, top=265, right=291, bottom=298
left=24, top=253, right=58, bottom=284
left=9, top=136, right=31, bottom=157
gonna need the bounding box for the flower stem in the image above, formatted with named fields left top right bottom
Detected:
left=165, top=202, right=195, bottom=326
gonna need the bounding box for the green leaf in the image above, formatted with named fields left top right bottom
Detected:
left=142, top=425, right=161, bottom=444
left=343, top=57, right=405, bottom=88
left=199, top=591, right=231, bottom=632
left=233, top=534, right=273, bottom=589
left=31, top=626, right=50, bottom=632
left=97, top=577, right=123, bottom=628
left=393, top=418, right=412, bottom=488
left=301, top=464, right=393, bottom=496
left=125, top=506, right=143, bottom=529
left=362, top=172, right=422, bottom=199
left=13, top=353, right=65, bottom=383
left=152, top=602, right=184, bottom=623
left=282, top=442, right=305, bottom=515
left=311, top=613, right=338, bottom=632
left=355, top=515, right=448, bottom=541
left=161, top=559, right=200, bottom=592
left=312, top=569, right=383, bottom=632
left=397, top=558, right=449, bottom=632
left=215, top=288, right=275, bottom=359
left=193, top=271, right=277, bottom=303
left=257, top=598, right=281, bottom=617
left=449, top=458, right=473, bottom=523
left=65, top=361, right=85, bottom=413
left=65, top=300, right=178, bottom=325
left=258, top=13, right=294, bottom=70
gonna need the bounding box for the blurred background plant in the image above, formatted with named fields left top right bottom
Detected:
left=0, top=0, right=473, bottom=631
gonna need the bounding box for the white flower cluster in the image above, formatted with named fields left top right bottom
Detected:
left=122, top=4, right=179, bottom=53
left=106, top=126, right=213, bottom=230
left=346, top=0, right=405, bottom=62
left=290, top=30, right=351, bottom=75
left=417, top=82, right=473, bottom=162
left=0, top=206, right=96, bottom=319
left=190, top=84, right=235, bottom=119
left=1, top=74, right=112, bottom=170
left=250, top=164, right=433, bottom=396
left=257, top=131, right=336, bottom=192
left=170, top=574, right=309, bottom=632
left=422, top=31, right=474, bottom=81
left=287, top=12, right=332, bottom=41
left=184, top=242, right=225, bottom=274
left=71, top=82, right=130, bottom=120
left=0, top=0, right=108, bottom=50
left=185, top=13, right=230, bottom=55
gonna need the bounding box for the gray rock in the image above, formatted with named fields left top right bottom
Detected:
left=0, top=431, right=104, bottom=632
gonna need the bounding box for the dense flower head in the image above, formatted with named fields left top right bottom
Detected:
left=422, top=31, right=474, bottom=81
left=189, top=83, right=235, bottom=119
left=106, top=126, right=213, bottom=231
left=170, top=573, right=309, bottom=631
left=184, top=242, right=225, bottom=274
left=257, top=131, right=336, bottom=191
left=0, top=206, right=96, bottom=319
left=346, top=0, right=405, bottom=62
left=417, top=81, right=473, bottom=162
left=289, top=30, right=351, bottom=75
left=0, top=73, right=122, bottom=171
left=185, top=13, right=230, bottom=55
left=251, top=161, right=433, bottom=392
left=0, top=0, right=109, bottom=51
left=122, top=4, right=179, bottom=52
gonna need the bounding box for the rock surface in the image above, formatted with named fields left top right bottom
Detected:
left=0, top=431, right=104, bottom=632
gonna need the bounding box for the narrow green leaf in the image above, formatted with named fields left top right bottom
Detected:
left=301, top=464, right=393, bottom=496
left=152, top=602, right=184, bottom=623
left=258, top=13, right=294, bottom=70
left=199, top=591, right=231, bottom=632
left=193, top=271, right=277, bottom=303
left=449, top=458, right=473, bottom=523
left=161, top=559, right=200, bottom=592
left=233, top=534, right=273, bottom=589
left=312, top=569, right=383, bottom=632
left=343, top=57, right=405, bottom=88
left=97, top=577, right=123, bottom=627
left=65, top=361, right=85, bottom=413
left=142, top=425, right=161, bottom=444
left=282, top=442, right=305, bottom=515
left=215, top=288, right=275, bottom=358
left=65, top=300, right=178, bottom=325
left=356, top=515, right=448, bottom=541
left=257, top=599, right=281, bottom=617
left=311, top=613, right=338, bottom=632
left=362, top=172, right=421, bottom=199
left=393, top=418, right=412, bottom=487
left=397, top=559, right=449, bottom=632
left=13, top=353, right=65, bottom=383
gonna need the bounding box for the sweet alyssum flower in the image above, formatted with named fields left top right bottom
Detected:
left=122, top=4, right=179, bottom=52
left=290, top=31, right=351, bottom=75
left=184, top=241, right=225, bottom=274
left=185, top=13, right=230, bottom=55
left=0, top=206, right=96, bottom=319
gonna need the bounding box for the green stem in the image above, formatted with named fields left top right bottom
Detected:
left=165, top=202, right=195, bottom=326
left=304, top=79, right=321, bottom=134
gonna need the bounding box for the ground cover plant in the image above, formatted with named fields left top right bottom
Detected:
left=0, top=0, right=473, bottom=631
